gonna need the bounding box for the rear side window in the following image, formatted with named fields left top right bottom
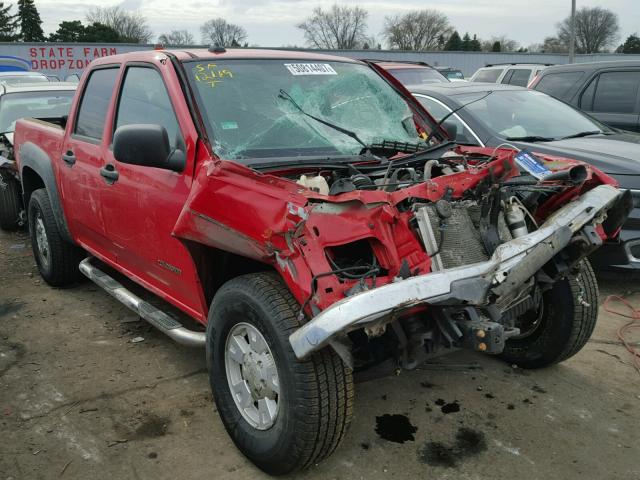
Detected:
left=74, top=68, right=119, bottom=140
left=473, top=68, right=502, bottom=83
left=502, top=69, right=531, bottom=87
left=115, top=66, right=181, bottom=147
left=591, top=71, right=640, bottom=114
left=535, top=72, right=583, bottom=99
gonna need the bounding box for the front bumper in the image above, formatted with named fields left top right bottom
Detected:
left=289, top=185, right=621, bottom=359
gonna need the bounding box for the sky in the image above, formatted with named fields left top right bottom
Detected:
left=34, top=0, right=640, bottom=49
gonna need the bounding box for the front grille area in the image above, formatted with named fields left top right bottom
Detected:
left=424, top=205, right=489, bottom=269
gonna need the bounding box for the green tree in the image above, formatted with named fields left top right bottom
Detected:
left=0, top=2, right=18, bottom=41
left=491, top=40, right=501, bottom=52
left=620, top=33, right=640, bottom=53
left=470, top=34, right=482, bottom=51
left=80, top=22, right=121, bottom=42
left=49, top=20, right=84, bottom=42
left=460, top=32, right=471, bottom=51
left=17, top=0, right=44, bottom=41
left=444, top=30, right=461, bottom=51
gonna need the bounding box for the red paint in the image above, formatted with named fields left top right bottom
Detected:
left=13, top=49, right=620, bottom=326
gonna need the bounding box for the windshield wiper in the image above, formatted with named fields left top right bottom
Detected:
left=559, top=130, right=604, bottom=140
left=277, top=89, right=368, bottom=149
left=505, top=135, right=555, bottom=142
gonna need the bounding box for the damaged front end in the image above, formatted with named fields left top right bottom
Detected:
left=175, top=144, right=629, bottom=371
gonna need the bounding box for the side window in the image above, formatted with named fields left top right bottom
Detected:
left=505, top=69, right=531, bottom=87
left=580, top=76, right=597, bottom=110
left=473, top=68, right=502, bottom=83
left=415, top=96, right=479, bottom=146
left=115, top=66, right=181, bottom=147
left=500, top=69, right=514, bottom=84
left=74, top=68, right=119, bottom=140
left=592, top=71, right=640, bottom=114
left=536, top=72, right=583, bottom=99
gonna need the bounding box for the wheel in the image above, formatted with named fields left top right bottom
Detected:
left=0, top=170, right=22, bottom=231
left=206, top=272, right=353, bottom=475
left=28, top=188, right=83, bottom=287
left=500, top=260, right=598, bottom=369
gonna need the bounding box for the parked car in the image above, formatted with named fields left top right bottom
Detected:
left=409, top=81, right=640, bottom=271
left=13, top=49, right=627, bottom=474
left=530, top=60, right=640, bottom=132
left=0, top=71, right=49, bottom=85
left=372, top=60, right=449, bottom=86
left=436, top=66, right=465, bottom=81
left=469, top=63, right=551, bottom=87
left=0, top=82, right=76, bottom=230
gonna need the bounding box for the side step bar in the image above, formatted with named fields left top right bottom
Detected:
left=79, top=258, right=205, bottom=347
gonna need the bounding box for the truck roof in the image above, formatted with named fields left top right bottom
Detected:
left=90, top=48, right=362, bottom=66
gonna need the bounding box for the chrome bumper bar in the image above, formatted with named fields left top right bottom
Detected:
left=289, top=185, right=620, bottom=359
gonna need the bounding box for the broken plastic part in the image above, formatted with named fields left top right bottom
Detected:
left=296, top=175, right=329, bottom=195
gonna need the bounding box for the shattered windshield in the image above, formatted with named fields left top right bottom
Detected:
left=185, top=59, right=424, bottom=162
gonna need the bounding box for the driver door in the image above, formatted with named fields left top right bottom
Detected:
left=100, top=63, right=203, bottom=317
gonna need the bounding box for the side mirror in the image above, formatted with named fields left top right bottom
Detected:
left=113, top=124, right=185, bottom=172
left=442, top=120, right=458, bottom=141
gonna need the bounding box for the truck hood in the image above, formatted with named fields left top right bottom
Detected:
left=508, top=132, right=640, bottom=176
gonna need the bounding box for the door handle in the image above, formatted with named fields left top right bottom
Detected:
left=100, top=163, right=119, bottom=184
left=61, top=150, right=76, bottom=166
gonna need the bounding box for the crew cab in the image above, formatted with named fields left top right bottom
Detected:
left=13, top=49, right=629, bottom=475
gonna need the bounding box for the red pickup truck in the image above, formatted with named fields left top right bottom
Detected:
left=13, top=48, right=630, bottom=474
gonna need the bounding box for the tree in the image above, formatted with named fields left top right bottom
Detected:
left=619, top=34, right=640, bottom=53
left=86, top=6, right=152, bottom=43
left=158, top=30, right=194, bottom=46
left=297, top=4, right=369, bottom=49
left=470, top=34, right=482, bottom=51
left=491, top=41, right=501, bottom=52
left=383, top=9, right=451, bottom=51
left=81, top=22, right=121, bottom=43
left=49, top=20, right=84, bottom=42
left=200, top=18, right=247, bottom=47
left=557, top=6, right=619, bottom=53
left=17, top=0, right=44, bottom=41
left=460, top=32, right=471, bottom=51
left=541, top=36, right=568, bottom=53
left=0, top=2, right=18, bottom=41
left=444, top=30, right=461, bottom=51
left=481, top=35, right=518, bottom=52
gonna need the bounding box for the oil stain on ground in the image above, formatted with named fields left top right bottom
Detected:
left=434, top=398, right=461, bottom=414
left=418, top=427, right=487, bottom=468
left=375, top=414, right=417, bottom=443
left=129, top=414, right=172, bottom=440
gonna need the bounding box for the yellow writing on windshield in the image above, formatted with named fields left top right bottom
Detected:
left=193, top=63, right=234, bottom=88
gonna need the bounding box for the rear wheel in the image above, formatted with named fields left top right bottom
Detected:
left=500, top=260, right=598, bottom=369
left=0, top=171, right=22, bottom=231
left=28, top=188, right=83, bottom=287
left=206, top=272, right=353, bottom=475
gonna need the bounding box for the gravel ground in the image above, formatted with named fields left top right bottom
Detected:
left=1, top=228, right=639, bottom=480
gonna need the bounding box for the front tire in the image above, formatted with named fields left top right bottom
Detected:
left=0, top=171, right=22, bottom=231
left=206, top=272, right=353, bottom=475
left=500, top=260, right=598, bottom=369
left=28, top=188, right=83, bottom=287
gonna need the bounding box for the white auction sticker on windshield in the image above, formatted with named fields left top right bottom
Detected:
left=285, top=63, right=337, bottom=75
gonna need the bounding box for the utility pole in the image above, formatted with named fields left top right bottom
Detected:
left=568, top=0, right=576, bottom=63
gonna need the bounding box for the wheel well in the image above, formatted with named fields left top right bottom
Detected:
left=21, top=166, right=45, bottom=206
left=183, top=241, right=275, bottom=307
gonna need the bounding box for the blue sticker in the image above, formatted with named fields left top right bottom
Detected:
left=514, top=149, right=550, bottom=179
